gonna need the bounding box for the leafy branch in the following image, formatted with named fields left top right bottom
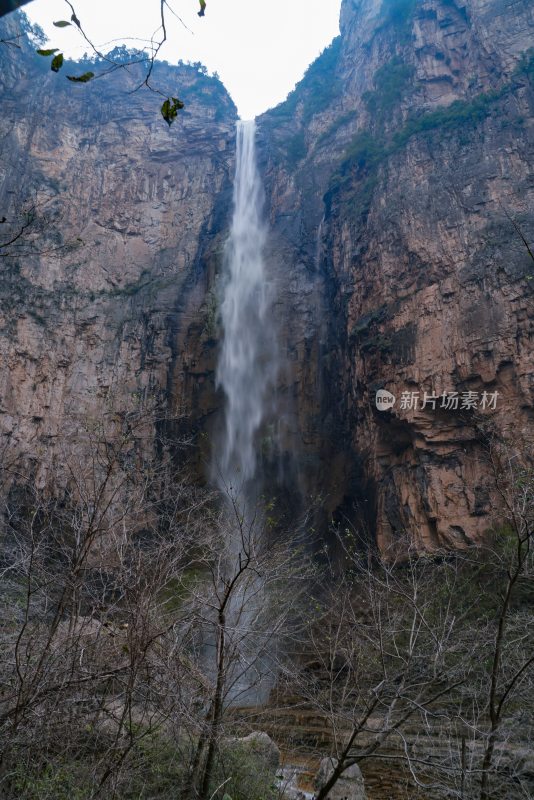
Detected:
left=31, top=0, right=209, bottom=125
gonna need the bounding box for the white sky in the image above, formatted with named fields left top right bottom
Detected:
left=25, top=0, right=342, bottom=119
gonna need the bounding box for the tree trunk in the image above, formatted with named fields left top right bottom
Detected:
left=480, top=733, right=496, bottom=800
left=199, top=614, right=226, bottom=800
left=315, top=759, right=348, bottom=800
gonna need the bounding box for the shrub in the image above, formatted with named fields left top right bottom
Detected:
left=392, top=91, right=498, bottom=149
left=363, top=57, right=415, bottom=117
left=378, top=0, right=417, bottom=40
left=212, top=741, right=278, bottom=800
left=271, top=37, right=342, bottom=123
left=515, top=47, right=534, bottom=82
left=8, top=762, right=92, bottom=800
left=325, top=86, right=504, bottom=216
left=285, top=131, right=307, bottom=165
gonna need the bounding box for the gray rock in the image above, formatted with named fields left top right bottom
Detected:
left=282, top=788, right=309, bottom=800
left=314, top=757, right=366, bottom=800
left=276, top=764, right=314, bottom=800
left=237, top=731, right=280, bottom=770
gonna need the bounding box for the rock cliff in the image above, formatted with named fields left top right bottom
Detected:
left=0, top=13, right=237, bottom=489
left=257, top=0, right=534, bottom=550
left=1, top=1, right=533, bottom=550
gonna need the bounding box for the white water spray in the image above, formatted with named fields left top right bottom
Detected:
left=216, top=120, right=277, bottom=492
left=212, top=121, right=279, bottom=705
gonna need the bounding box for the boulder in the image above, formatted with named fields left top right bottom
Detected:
left=314, top=757, right=366, bottom=800
left=237, top=731, right=280, bottom=770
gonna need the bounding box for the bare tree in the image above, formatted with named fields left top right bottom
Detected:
left=281, top=426, right=534, bottom=800
left=286, top=537, right=470, bottom=800
left=181, top=488, right=312, bottom=800
left=0, top=406, right=215, bottom=797
left=0, top=411, right=311, bottom=799
left=0, top=195, right=83, bottom=259
left=474, top=434, right=534, bottom=800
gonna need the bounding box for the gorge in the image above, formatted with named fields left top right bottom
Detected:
left=1, top=0, right=533, bottom=555
left=0, top=1, right=533, bottom=798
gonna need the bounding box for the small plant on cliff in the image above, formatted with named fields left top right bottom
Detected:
left=325, top=131, right=387, bottom=217
left=202, top=288, right=219, bottom=341
left=326, top=82, right=512, bottom=219
left=514, top=47, right=534, bottom=82
left=378, top=0, right=417, bottom=40
left=363, top=56, right=415, bottom=119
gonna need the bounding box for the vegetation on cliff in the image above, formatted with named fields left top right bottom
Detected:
left=269, top=36, right=343, bottom=124
left=325, top=48, right=534, bottom=218
left=0, top=3, right=217, bottom=126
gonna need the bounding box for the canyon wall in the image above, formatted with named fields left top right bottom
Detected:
left=0, top=1, right=533, bottom=549
left=257, top=0, right=534, bottom=550
left=0, top=14, right=237, bottom=489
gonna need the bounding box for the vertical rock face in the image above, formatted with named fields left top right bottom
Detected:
left=1, top=2, right=533, bottom=551
left=0, top=14, right=237, bottom=486
left=257, top=0, right=534, bottom=549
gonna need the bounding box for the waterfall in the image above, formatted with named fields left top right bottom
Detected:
left=210, top=121, right=279, bottom=705
left=215, top=120, right=277, bottom=495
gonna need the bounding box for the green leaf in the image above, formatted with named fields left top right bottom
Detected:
left=67, top=71, right=95, bottom=83
left=161, top=97, right=185, bottom=127
left=53, top=20, right=71, bottom=27
left=36, top=48, right=59, bottom=56
left=198, top=0, right=206, bottom=16
left=51, top=53, right=64, bottom=73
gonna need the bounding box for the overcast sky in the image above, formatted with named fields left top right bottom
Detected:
left=25, top=0, right=342, bottom=119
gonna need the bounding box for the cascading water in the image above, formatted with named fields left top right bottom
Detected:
left=210, top=120, right=279, bottom=705
left=215, top=119, right=277, bottom=496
